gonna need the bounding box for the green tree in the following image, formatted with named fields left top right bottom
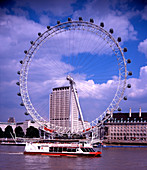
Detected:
left=15, top=126, right=25, bottom=137
left=0, top=127, right=4, bottom=138
left=26, top=126, right=39, bottom=138
left=4, top=125, right=15, bottom=138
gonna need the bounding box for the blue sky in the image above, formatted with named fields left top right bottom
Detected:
left=0, top=0, right=147, bottom=122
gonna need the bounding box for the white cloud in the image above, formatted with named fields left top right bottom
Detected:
left=75, top=78, right=117, bottom=100
left=73, top=0, right=110, bottom=19
left=127, top=65, right=147, bottom=98
left=15, top=0, right=76, bottom=16
left=29, top=58, right=74, bottom=79
left=12, top=7, right=29, bottom=17
left=0, top=13, right=48, bottom=121
left=29, top=64, right=147, bottom=104
left=141, top=5, right=147, bottom=20
left=39, top=15, right=50, bottom=26
left=120, top=65, right=147, bottom=112
left=138, top=39, right=147, bottom=58
left=0, top=14, right=45, bottom=58
left=103, top=14, right=137, bottom=41
left=72, top=0, right=138, bottom=42
left=140, top=65, right=147, bottom=80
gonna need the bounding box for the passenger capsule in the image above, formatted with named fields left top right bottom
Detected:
left=30, top=41, right=34, bottom=44
left=68, top=17, right=72, bottom=21
left=57, top=21, right=60, bottom=24
left=106, top=113, right=110, bottom=116
left=128, top=71, right=132, bottom=76
left=17, top=92, right=21, bottom=96
left=24, top=112, right=29, bottom=115
left=90, top=18, right=94, bottom=23
left=100, top=22, right=104, bottom=27
left=24, top=50, right=27, bottom=54
left=20, top=60, right=23, bottom=64
left=47, top=26, right=50, bottom=29
left=117, top=37, right=121, bottom=42
left=123, top=47, right=127, bottom=52
left=79, top=17, right=83, bottom=21
left=20, top=103, right=24, bottom=106
left=123, top=96, right=127, bottom=100
left=16, top=82, right=20, bottom=86
left=127, top=59, right=131, bottom=63
left=118, top=107, right=121, bottom=111
left=17, top=71, right=20, bottom=75
left=109, top=28, right=114, bottom=34
left=38, top=32, right=41, bottom=36
left=127, top=84, right=131, bottom=88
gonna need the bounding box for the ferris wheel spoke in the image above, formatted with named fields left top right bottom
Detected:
left=78, top=36, right=111, bottom=74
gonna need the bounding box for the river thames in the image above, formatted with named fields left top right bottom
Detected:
left=0, top=145, right=147, bottom=170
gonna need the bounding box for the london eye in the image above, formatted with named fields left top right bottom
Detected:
left=17, top=17, right=132, bottom=135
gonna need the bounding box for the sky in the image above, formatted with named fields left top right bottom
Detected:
left=0, top=0, right=147, bottom=123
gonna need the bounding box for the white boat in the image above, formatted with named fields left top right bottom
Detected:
left=24, top=141, right=101, bottom=157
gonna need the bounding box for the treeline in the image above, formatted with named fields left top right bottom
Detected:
left=0, top=125, right=39, bottom=138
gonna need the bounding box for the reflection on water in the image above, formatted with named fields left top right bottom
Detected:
left=0, top=146, right=147, bottom=170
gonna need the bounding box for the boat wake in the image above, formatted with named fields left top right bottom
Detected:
left=0, top=152, right=23, bottom=155
left=8, top=152, right=23, bottom=155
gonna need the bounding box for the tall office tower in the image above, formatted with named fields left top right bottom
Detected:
left=49, top=86, right=79, bottom=132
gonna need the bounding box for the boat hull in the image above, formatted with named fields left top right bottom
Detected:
left=24, top=151, right=101, bottom=157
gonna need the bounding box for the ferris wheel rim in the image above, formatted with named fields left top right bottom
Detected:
left=19, top=19, right=127, bottom=134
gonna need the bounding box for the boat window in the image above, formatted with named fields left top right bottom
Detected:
left=82, top=148, right=88, bottom=152
left=49, top=147, right=53, bottom=152
left=66, top=148, right=76, bottom=152
left=88, top=148, right=95, bottom=152
left=90, top=148, right=95, bottom=152
left=81, top=148, right=95, bottom=152
left=38, top=146, right=40, bottom=150
left=63, top=147, right=67, bottom=151
left=71, top=148, right=76, bottom=152
left=81, top=148, right=86, bottom=152
left=54, top=147, right=58, bottom=152
left=85, top=148, right=90, bottom=152
left=67, top=148, right=72, bottom=152
left=59, top=147, right=62, bottom=152
left=87, top=148, right=90, bottom=152
left=51, top=147, right=62, bottom=152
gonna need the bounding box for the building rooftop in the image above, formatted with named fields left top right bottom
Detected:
left=112, top=112, right=147, bottom=121
left=53, top=86, right=70, bottom=91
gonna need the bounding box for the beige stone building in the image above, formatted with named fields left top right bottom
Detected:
left=103, top=108, right=147, bottom=144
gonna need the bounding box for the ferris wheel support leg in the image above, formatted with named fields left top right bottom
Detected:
left=72, top=86, right=85, bottom=131
left=69, top=86, right=73, bottom=133
left=67, top=75, right=85, bottom=132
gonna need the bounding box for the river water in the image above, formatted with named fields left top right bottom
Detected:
left=0, top=145, right=147, bottom=170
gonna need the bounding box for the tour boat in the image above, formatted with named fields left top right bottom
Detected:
left=24, top=141, right=101, bottom=157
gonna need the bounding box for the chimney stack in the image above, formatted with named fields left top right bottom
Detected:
left=139, top=107, right=141, bottom=117
left=129, top=107, right=131, bottom=117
